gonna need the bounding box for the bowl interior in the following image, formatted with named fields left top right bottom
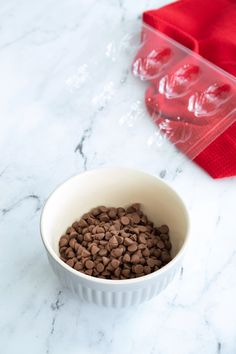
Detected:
left=41, top=168, right=189, bottom=261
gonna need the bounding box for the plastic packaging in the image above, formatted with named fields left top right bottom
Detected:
left=132, top=24, right=236, bottom=160
left=65, top=22, right=236, bottom=165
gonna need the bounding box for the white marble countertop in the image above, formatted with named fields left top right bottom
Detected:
left=1, top=0, right=236, bottom=353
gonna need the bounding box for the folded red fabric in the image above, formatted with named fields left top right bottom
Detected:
left=142, top=0, right=236, bottom=178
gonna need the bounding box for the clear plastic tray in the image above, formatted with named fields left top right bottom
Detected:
left=65, top=22, right=236, bottom=163
left=132, top=23, right=236, bottom=160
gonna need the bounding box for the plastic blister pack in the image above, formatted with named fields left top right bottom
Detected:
left=132, top=24, right=236, bottom=160
left=65, top=22, right=236, bottom=168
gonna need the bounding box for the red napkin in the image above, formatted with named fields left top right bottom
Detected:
left=142, top=0, right=236, bottom=178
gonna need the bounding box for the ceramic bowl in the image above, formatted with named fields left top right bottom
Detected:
left=40, top=168, right=190, bottom=308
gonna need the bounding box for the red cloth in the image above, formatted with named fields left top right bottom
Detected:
left=142, top=0, right=236, bottom=178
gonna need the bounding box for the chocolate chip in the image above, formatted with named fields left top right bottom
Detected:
left=74, top=261, right=83, bottom=271
left=102, top=256, right=110, bottom=266
left=131, top=203, right=140, bottom=211
left=59, top=203, right=172, bottom=280
left=96, top=226, right=105, bottom=233
left=114, top=267, right=121, bottom=277
left=126, top=206, right=135, bottom=213
left=132, top=264, right=144, bottom=274
left=154, top=228, right=161, bottom=236
left=65, top=246, right=72, bottom=254
left=60, top=256, right=67, bottom=262
left=76, top=246, right=82, bottom=255
left=68, top=231, right=78, bottom=240
left=96, top=263, right=105, bottom=273
left=95, top=233, right=105, bottom=240
left=131, top=228, right=139, bottom=236
left=69, top=238, right=77, bottom=249
left=78, top=219, right=88, bottom=228
left=85, top=260, right=94, bottom=269
left=92, top=208, right=100, bottom=216
left=60, top=246, right=67, bottom=255
left=144, top=265, right=151, bottom=274
left=124, top=237, right=134, bottom=246
left=131, top=213, right=141, bottom=224
left=161, top=252, right=171, bottom=263
left=109, top=235, right=119, bottom=249
left=66, top=259, right=75, bottom=267
left=108, top=208, right=117, bottom=219
left=121, top=216, right=130, bottom=226
left=138, top=243, right=146, bottom=250
left=109, top=225, right=116, bottom=232
left=105, top=231, right=112, bottom=240
left=81, top=249, right=90, bottom=258
left=113, top=221, right=121, bottom=231
left=123, top=253, right=131, bottom=262
left=147, top=258, right=157, bottom=268
left=87, top=217, right=95, bottom=225
left=66, top=227, right=75, bottom=234
left=153, top=249, right=161, bottom=258
left=99, top=240, right=107, bottom=246
left=127, top=243, right=138, bottom=253
left=99, top=206, right=108, bottom=213
left=131, top=254, right=140, bottom=263
left=67, top=250, right=75, bottom=258
left=131, top=234, right=138, bottom=242
left=147, top=239, right=153, bottom=248
left=111, top=247, right=123, bottom=258
left=116, top=236, right=123, bottom=245
left=92, top=226, right=97, bottom=234
left=138, top=225, right=147, bottom=232
left=72, top=221, right=79, bottom=229
left=82, top=213, right=91, bottom=220
left=77, top=234, right=83, bottom=243
left=138, top=233, right=147, bottom=244
left=99, top=213, right=109, bottom=222
left=60, top=235, right=69, bottom=246
left=111, top=259, right=120, bottom=269
left=82, top=228, right=89, bottom=235
left=91, top=244, right=100, bottom=255
left=99, top=248, right=108, bottom=256
left=84, top=233, right=92, bottom=242
left=117, top=207, right=125, bottom=217
left=122, top=269, right=130, bottom=277
left=141, top=215, right=148, bottom=224
left=165, top=241, right=172, bottom=250
left=123, top=263, right=131, bottom=269
left=159, top=225, right=169, bottom=234
left=157, top=240, right=165, bottom=249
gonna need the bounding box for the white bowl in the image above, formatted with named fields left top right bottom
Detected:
left=40, top=168, right=190, bottom=308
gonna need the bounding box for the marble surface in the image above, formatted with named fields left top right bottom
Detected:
left=1, top=0, right=236, bottom=353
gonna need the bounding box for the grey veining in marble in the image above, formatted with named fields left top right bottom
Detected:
left=1, top=0, right=236, bottom=353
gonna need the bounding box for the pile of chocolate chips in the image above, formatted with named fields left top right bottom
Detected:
left=59, top=204, right=172, bottom=280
